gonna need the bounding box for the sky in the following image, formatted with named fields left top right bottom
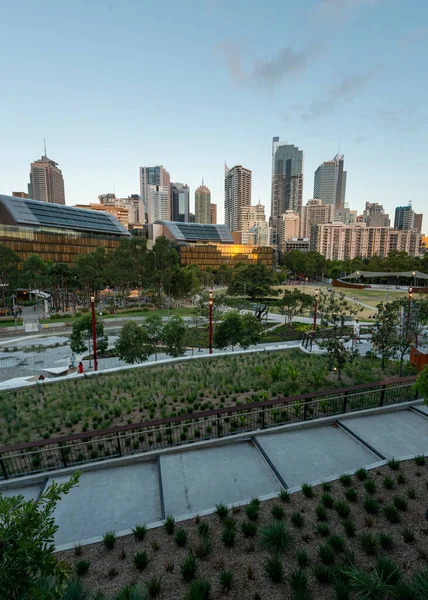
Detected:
left=0, top=0, right=427, bottom=227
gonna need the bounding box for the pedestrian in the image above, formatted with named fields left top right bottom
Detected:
left=70, top=352, right=76, bottom=368
left=78, top=361, right=84, bottom=374
left=38, top=374, right=45, bottom=381
left=33, top=305, right=36, bottom=312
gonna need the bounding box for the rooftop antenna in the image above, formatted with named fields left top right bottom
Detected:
left=202, top=176, right=204, bottom=186
left=44, top=138, right=47, bottom=157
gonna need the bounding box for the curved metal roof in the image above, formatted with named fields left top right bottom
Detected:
left=156, top=220, right=234, bottom=243
left=344, top=270, right=428, bottom=280
left=0, top=194, right=130, bottom=236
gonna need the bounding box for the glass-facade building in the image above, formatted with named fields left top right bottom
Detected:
left=171, top=183, right=190, bottom=222
left=313, top=154, right=347, bottom=211
left=0, top=194, right=130, bottom=263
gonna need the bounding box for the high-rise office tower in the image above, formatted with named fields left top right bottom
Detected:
left=394, top=205, right=415, bottom=231
left=313, top=154, right=347, bottom=211
left=415, top=214, right=423, bottom=234
left=28, top=154, right=65, bottom=204
left=210, top=203, right=217, bottom=224
left=139, top=166, right=170, bottom=220
left=270, top=138, right=303, bottom=246
left=171, top=183, right=190, bottom=222
left=225, top=165, right=252, bottom=232
left=148, top=185, right=170, bottom=223
left=194, top=183, right=211, bottom=224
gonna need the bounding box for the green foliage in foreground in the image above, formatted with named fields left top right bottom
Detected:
left=0, top=472, right=80, bottom=600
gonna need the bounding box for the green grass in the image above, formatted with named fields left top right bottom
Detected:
left=0, top=349, right=413, bottom=446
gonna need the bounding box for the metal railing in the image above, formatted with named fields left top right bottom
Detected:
left=0, top=376, right=417, bottom=481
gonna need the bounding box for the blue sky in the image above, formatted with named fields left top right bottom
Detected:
left=1, top=0, right=427, bottom=227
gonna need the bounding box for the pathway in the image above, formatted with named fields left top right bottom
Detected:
left=1, top=401, right=426, bottom=550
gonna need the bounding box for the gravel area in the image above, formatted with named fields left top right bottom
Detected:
left=56, top=458, right=428, bottom=599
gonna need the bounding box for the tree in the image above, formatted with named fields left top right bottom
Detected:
left=115, top=321, right=151, bottom=364
left=74, top=250, right=106, bottom=307
left=319, top=336, right=357, bottom=380
left=214, top=311, right=244, bottom=350
left=0, top=472, right=80, bottom=600
left=0, top=245, right=20, bottom=308
left=162, top=315, right=187, bottom=357
left=318, top=291, right=359, bottom=329
left=69, top=314, right=108, bottom=355
left=228, top=263, right=276, bottom=301
left=240, top=313, right=262, bottom=349
left=415, top=366, right=428, bottom=402
left=372, top=302, right=400, bottom=369
left=145, top=236, right=179, bottom=301
left=195, top=292, right=250, bottom=330
left=278, top=288, right=313, bottom=324
left=145, top=313, right=163, bottom=360
left=169, top=266, right=200, bottom=300
left=389, top=298, right=423, bottom=377
left=20, top=254, right=48, bottom=297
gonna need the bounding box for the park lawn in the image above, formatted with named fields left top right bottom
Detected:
left=0, top=349, right=412, bottom=446
left=56, top=458, right=428, bottom=600
left=0, top=318, right=23, bottom=327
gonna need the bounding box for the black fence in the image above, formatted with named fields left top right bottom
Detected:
left=0, top=376, right=417, bottom=481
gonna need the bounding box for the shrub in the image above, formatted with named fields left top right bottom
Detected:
left=383, top=475, right=395, bottom=490
left=288, top=568, right=308, bottom=596
left=344, top=488, right=358, bottom=503
left=184, top=580, right=211, bottom=600
left=103, top=531, right=117, bottom=551
left=271, top=504, right=285, bottom=520
left=339, top=474, right=352, bottom=487
left=342, top=518, right=356, bottom=538
left=222, top=526, right=235, bottom=547
left=301, top=482, right=314, bottom=498
left=328, top=534, right=345, bottom=553
left=175, top=528, right=187, bottom=547
left=165, top=562, right=174, bottom=573
left=107, top=567, right=118, bottom=579
left=334, top=579, right=350, bottom=600
left=219, top=569, right=233, bottom=589
left=413, top=568, right=428, bottom=598
left=355, top=467, right=368, bottom=480
left=334, top=501, right=350, bottom=519
left=408, top=488, right=417, bottom=499
left=133, top=551, right=150, bottom=571
left=346, top=566, right=394, bottom=598
left=291, top=511, right=304, bottom=528
left=378, top=533, right=394, bottom=551
left=250, top=497, right=261, bottom=509
left=150, top=540, right=160, bottom=552
left=415, top=454, right=425, bottom=466
left=261, top=521, right=293, bottom=553
left=296, top=548, right=309, bottom=568
left=245, top=503, right=259, bottom=522
left=359, top=533, right=378, bottom=555
left=75, top=559, right=90, bottom=576
left=376, top=555, right=401, bottom=585
left=193, top=535, right=214, bottom=559
left=318, top=543, right=335, bottom=565
left=364, top=495, right=380, bottom=515
left=164, top=514, right=175, bottom=535
left=147, top=576, right=162, bottom=598
left=215, top=503, right=228, bottom=520
left=313, top=564, right=333, bottom=584
left=316, top=504, right=328, bottom=522
left=384, top=504, right=401, bottom=524
left=402, top=528, right=416, bottom=544
left=180, top=554, right=197, bottom=582
left=197, top=522, right=209, bottom=538
left=315, top=523, right=330, bottom=537
left=263, top=555, right=283, bottom=583
left=132, top=524, right=146, bottom=541
left=279, top=488, right=290, bottom=502
left=241, top=521, right=257, bottom=538
left=393, top=495, right=408, bottom=511
left=74, top=543, right=83, bottom=557
left=397, top=473, right=407, bottom=485
left=364, top=479, right=376, bottom=495
left=321, top=492, right=334, bottom=509
left=321, top=481, right=332, bottom=492
left=388, top=458, right=400, bottom=471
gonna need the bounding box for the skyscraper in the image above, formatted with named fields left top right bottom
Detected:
left=28, top=155, right=65, bottom=204
left=195, top=183, right=211, bottom=224
left=270, top=139, right=303, bottom=246
left=313, top=154, right=347, bottom=211
left=224, top=165, right=252, bottom=232
left=300, top=199, right=334, bottom=248
left=171, top=183, right=190, bottom=222
left=148, top=186, right=170, bottom=223
left=362, top=202, right=390, bottom=227
left=394, top=205, right=416, bottom=231
left=139, top=165, right=170, bottom=220
left=210, top=203, right=217, bottom=224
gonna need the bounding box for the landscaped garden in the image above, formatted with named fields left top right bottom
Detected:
left=0, top=350, right=415, bottom=446
left=56, top=457, right=428, bottom=599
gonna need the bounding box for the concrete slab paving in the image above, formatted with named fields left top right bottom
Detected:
left=342, top=410, right=428, bottom=458
left=0, top=482, right=42, bottom=501
left=160, top=442, right=281, bottom=516
left=51, top=461, right=161, bottom=546
left=413, top=404, right=428, bottom=417
left=256, top=425, right=378, bottom=488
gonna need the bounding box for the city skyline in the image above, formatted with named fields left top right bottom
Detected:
left=0, top=0, right=427, bottom=225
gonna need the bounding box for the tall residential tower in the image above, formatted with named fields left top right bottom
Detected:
left=224, top=164, right=252, bottom=232
left=28, top=155, right=65, bottom=204
left=139, top=165, right=170, bottom=222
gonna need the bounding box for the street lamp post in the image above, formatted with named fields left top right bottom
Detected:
left=407, top=287, right=413, bottom=344
left=209, top=291, right=213, bottom=355
left=313, top=288, right=319, bottom=333
left=413, top=271, right=416, bottom=288
left=91, top=295, right=98, bottom=372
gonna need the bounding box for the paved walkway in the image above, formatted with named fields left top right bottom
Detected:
left=1, top=401, right=426, bottom=550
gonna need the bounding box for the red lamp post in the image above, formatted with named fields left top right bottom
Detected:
left=313, top=288, right=319, bottom=332
left=209, top=290, right=213, bottom=355
left=91, top=295, right=98, bottom=371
